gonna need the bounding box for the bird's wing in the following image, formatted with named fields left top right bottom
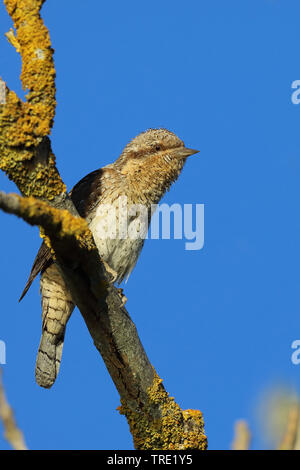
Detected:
left=69, top=168, right=103, bottom=219
left=19, top=241, right=52, bottom=302
left=19, top=168, right=117, bottom=301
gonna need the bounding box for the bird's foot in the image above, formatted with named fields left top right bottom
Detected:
left=117, top=288, right=127, bottom=306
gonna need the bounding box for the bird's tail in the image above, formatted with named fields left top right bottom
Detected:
left=35, top=330, right=65, bottom=389
left=35, top=263, right=75, bottom=388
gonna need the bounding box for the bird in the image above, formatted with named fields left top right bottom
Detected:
left=19, top=128, right=199, bottom=388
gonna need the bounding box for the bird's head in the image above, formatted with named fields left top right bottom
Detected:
left=115, top=128, right=199, bottom=171
left=114, top=128, right=199, bottom=203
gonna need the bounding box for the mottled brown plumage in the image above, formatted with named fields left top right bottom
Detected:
left=20, top=128, right=198, bottom=388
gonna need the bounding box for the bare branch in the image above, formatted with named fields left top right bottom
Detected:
left=231, top=420, right=251, bottom=450
left=278, top=403, right=300, bottom=450
left=0, top=368, right=28, bottom=450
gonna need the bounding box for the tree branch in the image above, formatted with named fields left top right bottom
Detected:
left=278, top=402, right=300, bottom=450
left=231, top=420, right=251, bottom=450
left=0, top=368, right=28, bottom=450
left=0, top=0, right=207, bottom=449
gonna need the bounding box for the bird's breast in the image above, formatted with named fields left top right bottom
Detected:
left=88, top=199, right=148, bottom=283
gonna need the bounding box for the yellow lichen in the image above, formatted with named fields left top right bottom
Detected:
left=3, top=0, right=56, bottom=146
left=0, top=88, right=65, bottom=200
left=119, top=371, right=207, bottom=450
left=0, top=2, right=65, bottom=198
left=1, top=2, right=205, bottom=451
left=0, top=1, right=96, bottom=269
left=17, top=196, right=95, bottom=251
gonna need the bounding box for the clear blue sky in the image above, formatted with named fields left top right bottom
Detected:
left=0, top=0, right=300, bottom=450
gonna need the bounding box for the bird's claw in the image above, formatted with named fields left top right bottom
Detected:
left=117, top=288, right=127, bottom=306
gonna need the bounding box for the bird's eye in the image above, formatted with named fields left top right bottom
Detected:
left=155, top=145, right=161, bottom=151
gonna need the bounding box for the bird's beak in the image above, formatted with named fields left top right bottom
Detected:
left=174, top=147, right=199, bottom=158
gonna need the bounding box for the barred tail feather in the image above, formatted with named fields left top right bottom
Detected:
left=35, top=330, right=64, bottom=389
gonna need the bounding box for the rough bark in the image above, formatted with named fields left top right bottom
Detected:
left=0, top=0, right=207, bottom=449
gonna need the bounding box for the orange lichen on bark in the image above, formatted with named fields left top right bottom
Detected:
left=119, top=371, right=207, bottom=450
left=1, top=1, right=207, bottom=452
left=0, top=0, right=64, bottom=200
left=17, top=195, right=94, bottom=249
left=0, top=137, right=65, bottom=203
left=4, top=0, right=56, bottom=147
left=0, top=84, right=65, bottom=198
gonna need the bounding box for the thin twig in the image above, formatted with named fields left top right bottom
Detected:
left=278, top=402, right=300, bottom=450
left=231, top=420, right=251, bottom=450
left=0, top=368, right=27, bottom=450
